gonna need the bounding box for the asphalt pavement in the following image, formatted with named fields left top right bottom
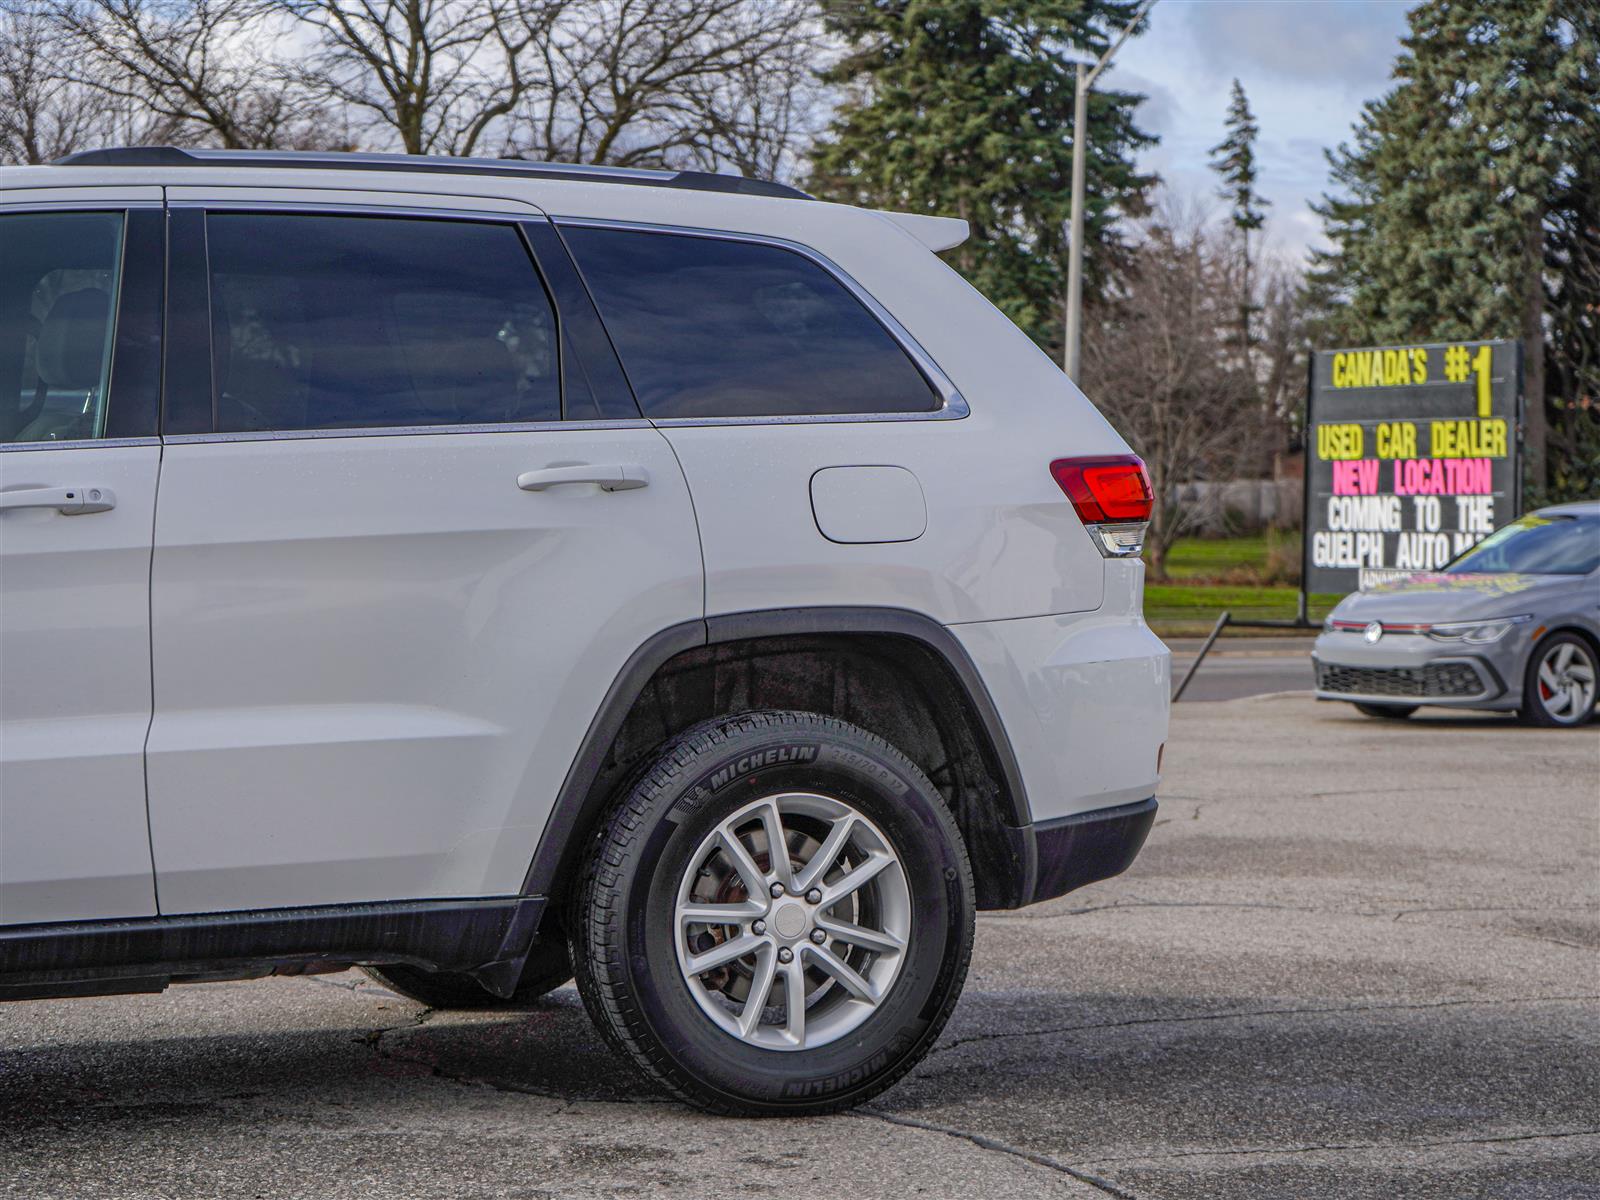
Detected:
left=1, top=694, right=1595, bottom=1199
left=1168, top=635, right=1316, bottom=701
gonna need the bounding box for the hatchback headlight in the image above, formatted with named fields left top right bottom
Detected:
left=1425, top=614, right=1533, bottom=644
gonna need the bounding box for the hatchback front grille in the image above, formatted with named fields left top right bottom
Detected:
left=1316, top=661, right=1488, bottom=700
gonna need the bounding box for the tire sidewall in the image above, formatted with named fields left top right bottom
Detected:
left=615, top=718, right=971, bottom=1111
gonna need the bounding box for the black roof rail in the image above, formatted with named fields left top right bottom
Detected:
left=51, top=146, right=813, bottom=201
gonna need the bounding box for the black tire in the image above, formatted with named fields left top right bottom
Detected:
left=569, top=710, right=974, bottom=1116
left=362, top=935, right=571, bottom=1008
left=1518, top=632, right=1598, bottom=728
left=1354, top=702, right=1418, bottom=720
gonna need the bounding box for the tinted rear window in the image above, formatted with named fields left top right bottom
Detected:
left=561, top=226, right=939, bottom=419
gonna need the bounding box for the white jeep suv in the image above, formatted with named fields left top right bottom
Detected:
left=0, top=148, right=1168, bottom=1114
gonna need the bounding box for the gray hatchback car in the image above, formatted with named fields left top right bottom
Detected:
left=1313, top=502, right=1600, bottom=727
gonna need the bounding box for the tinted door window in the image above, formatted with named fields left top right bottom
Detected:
left=207, top=214, right=561, bottom=432
left=0, top=212, right=123, bottom=443
left=561, top=226, right=939, bottom=419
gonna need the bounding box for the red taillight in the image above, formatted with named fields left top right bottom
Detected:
left=1049, top=456, right=1154, bottom=523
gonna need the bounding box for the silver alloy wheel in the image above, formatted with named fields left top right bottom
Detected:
left=1535, top=640, right=1597, bottom=722
left=673, top=791, right=911, bottom=1051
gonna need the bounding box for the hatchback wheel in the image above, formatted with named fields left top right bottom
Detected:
left=1520, top=633, right=1598, bottom=727
left=569, top=710, right=974, bottom=1115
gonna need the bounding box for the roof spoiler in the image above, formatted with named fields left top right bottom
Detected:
left=876, top=210, right=970, bottom=253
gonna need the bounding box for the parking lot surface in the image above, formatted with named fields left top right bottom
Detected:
left=2, top=694, right=1595, bottom=1199
left=1168, top=635, right=1316, bottom=701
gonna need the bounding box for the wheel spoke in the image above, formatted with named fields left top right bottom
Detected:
left=1554, top=644, right=1575, bottom=672
left=685, top=933, right=764, bottom=976
left=817, top=916, right=905, bottom=955
left=819, top=852, right=892, bottom=908
left=738, top=945, right=778, bottom=1038
left=1569, top=684, right=1588, bottom=714
left=1568, top=663, right=1594, bottom=684
left=756, top=799, right=794, bottom=892
left=793, top=814, right=856, bottom=894
left=805, top=943, right=879, bottom=1004
left=679, top=900, right=765, bottom=926
left=715, top=826, right=769, bottom=898
left=1546, top=686, right=1572, bottom=714
left=673, top=790, right=912, bottom=1052
left=782, top=959, right=807, bottom=1044
left=1539, top=664, right=1561, bottom=691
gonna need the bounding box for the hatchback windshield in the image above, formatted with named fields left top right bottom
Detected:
left=1444, top=513, right=1600, bottom=576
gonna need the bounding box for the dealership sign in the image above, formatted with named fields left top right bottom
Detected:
left=1305, top=339, right=1522, bottom=594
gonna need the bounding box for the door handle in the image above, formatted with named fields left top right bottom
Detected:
left=0, top=485, right=117, bottom=515
left=516, top=465, right=649, bottom=492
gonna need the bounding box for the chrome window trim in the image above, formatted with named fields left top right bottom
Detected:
left=163, top=419, right=651, bottom=445
left=168, top=198, right=539, bottom=222
left=552, top=217, right=970, bottom=427
left=0, top=199, right=163, bottom=214
left=1, top=436, right=160, bottom=453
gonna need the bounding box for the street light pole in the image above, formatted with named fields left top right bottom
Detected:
left=1064, top=63, right=1089, bottom=382
left=1063, top=0, right=1157, bottom=382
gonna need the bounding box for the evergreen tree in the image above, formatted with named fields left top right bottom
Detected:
left=1309, top=0, right=1600, bottom=491
left=808, top=1, right=1155, bottom=358
left=1208, top=78, right=1269, bottom=367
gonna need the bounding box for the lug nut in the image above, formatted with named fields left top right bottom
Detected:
left=805, top=888, right=823, bottom=904
left=752, top=920, right=766, bottom=936
left=769, top=881, right=785, bottom=898
left=777, top=947, right=794, bottom=964
left=810, top=929, right=826, bottom=944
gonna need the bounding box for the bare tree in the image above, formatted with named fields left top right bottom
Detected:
left=0, top=2, right=115, bottom=162
left=1080, top=197, right=1259, bottom=579
left=50, top=0, right=317, bottom=148
left=671, top=15, right=831, bottom=183
left=1254, top=257, right=1309, bottom=473
left=516, top=0, right=819, bottom=171
left=285, top=0, right=568, bottom=156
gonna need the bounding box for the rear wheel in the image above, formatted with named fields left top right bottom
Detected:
left=1519, top=633, right=1597, bottom=728
left=570, top=710, right=974, bottom=1115
left=1354, top=702, right=1417, bottom=720
left=363, top=936, right=571, bottom=1008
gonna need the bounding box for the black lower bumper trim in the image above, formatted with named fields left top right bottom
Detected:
left=1022, top=797, right=1157, bottom=906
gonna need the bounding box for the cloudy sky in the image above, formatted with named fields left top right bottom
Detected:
left=1102, top=0, right=1415, bottom=261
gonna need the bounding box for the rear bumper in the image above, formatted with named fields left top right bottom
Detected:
left=1007, top=796, right=1157, bottom=907
left=949, top=575, right=1169, bottom=825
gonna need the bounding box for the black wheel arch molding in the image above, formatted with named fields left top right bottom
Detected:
left=520, top=605, right=1156, bottom=913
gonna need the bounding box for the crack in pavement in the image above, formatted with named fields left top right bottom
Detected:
left=356, top=1003, right=435, bottom=1049
left=857, top=1108, right=1138, bottom=1199
left=981, top=899, right=1322, bottom=923
left=1070, top=1126, right=1600, bottom=1167
left=981, top=898, right=1598, bottom=942
left=925, top=994, right=1600, bottom=1059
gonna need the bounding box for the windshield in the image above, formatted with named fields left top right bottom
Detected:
left=1444, top=513, right=1600, bottom=576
